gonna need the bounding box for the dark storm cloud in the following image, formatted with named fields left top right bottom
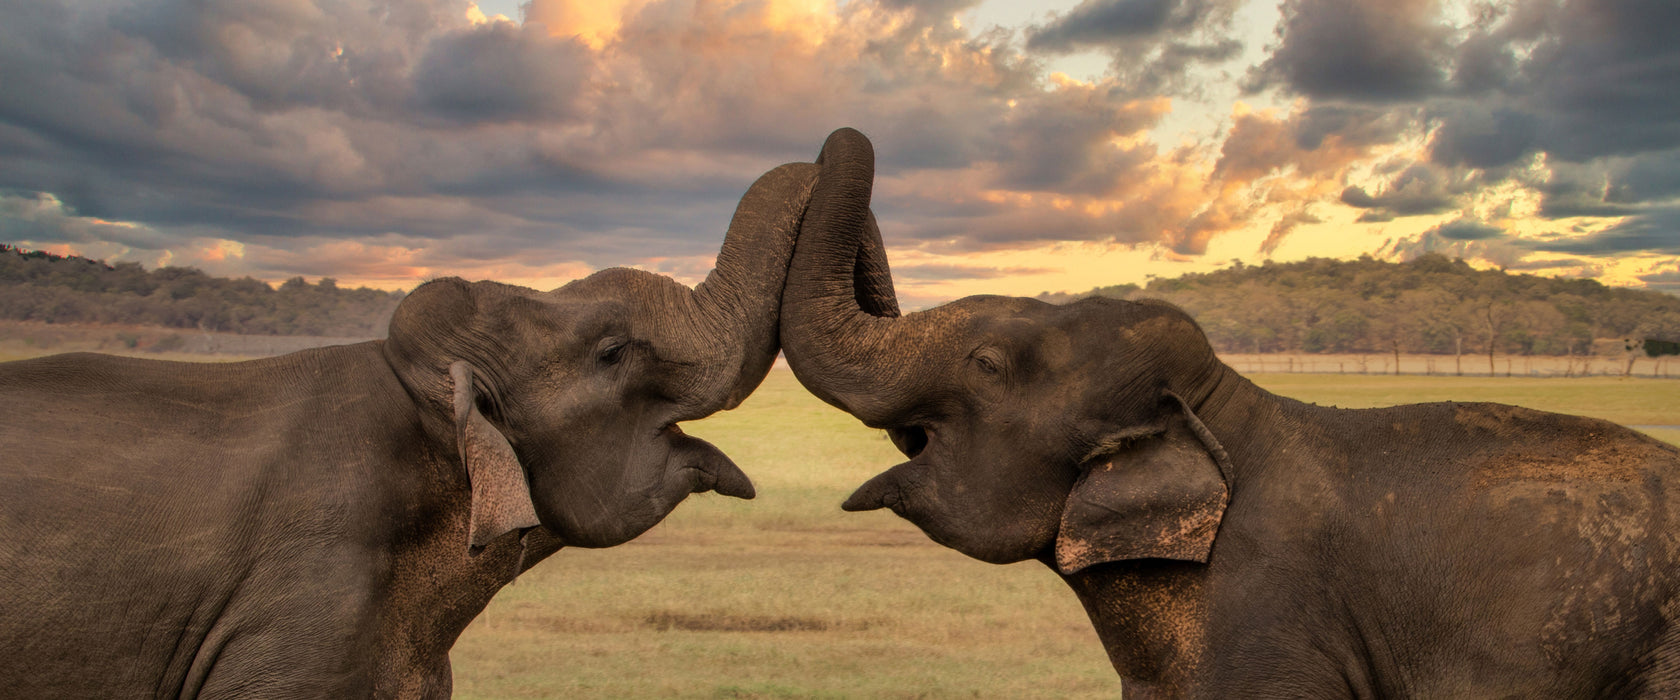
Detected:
left=1536, top=185, right=1640, bottom=220
left=1, top=0, right=444, bottom=216
left=1427, top=104, right=1538, bottom=170
left=8, top=0, right=1668, bottom=288
left=1445, top=0, right=1553, bottom=94
left=1338, top=165, right=1466, bottom=219
left=1523, top=209, right=1680, bottom=255
left=1606, top=150, right=1680, bottom=205
left=1128, top=38, right=1243, bottom=92
left=1026, top=0, right=1181, bottom=51
left=1292, top=104, right=1401, bottom=150
left=1026, top=0, right=1242, bottom=97
left=1428, top=218, right=1506, bottom=241
left=0, top=0, right=1197, bottom=278
left=876, top=0, right=983, bottom=21
left=1532, top=157, right=1680, bottom=220
left=1417, top=0, right=1680, bottom=169
left=1378, top=218, right=1528, bottom=267
left=106, top=0, right=452, bottom=115
left=989, top=85, right=1163, bottom=195
left=1246, top=0, right=1450, bottom=102
left=0, top=0, right=834, bottom=273
left=412, top=23, right=593, bottom=124
left=1247, top=0, right=1680, bottom=236
left=0, top=193, right=176, bottom=250
left=1518, top=0, right=1680, bottom=162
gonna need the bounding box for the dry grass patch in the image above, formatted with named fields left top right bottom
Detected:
left=454, top=370, right=1678, bottom=698
left=643, top=612, right=860, bottom=633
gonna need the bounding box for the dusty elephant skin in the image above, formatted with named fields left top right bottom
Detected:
left=0, top=161, right=818, bottom=698
left=784, top=128, right=1680, bottom=698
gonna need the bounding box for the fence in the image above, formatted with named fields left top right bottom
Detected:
left=1218, top=352, right=1677, bottom=378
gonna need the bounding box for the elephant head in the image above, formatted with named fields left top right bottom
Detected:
left=384, top=162, right=817, bottom=550
left=782, top=129, right=1234, bottom=573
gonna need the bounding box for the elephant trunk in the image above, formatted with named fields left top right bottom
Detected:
left=662, top=161, right=820, bottom=415
left=779, top=128, right=954, bottom=427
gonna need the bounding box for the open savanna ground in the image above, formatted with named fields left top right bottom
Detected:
left=451, top=368, right=1680, bottom=699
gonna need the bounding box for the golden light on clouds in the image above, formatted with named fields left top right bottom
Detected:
left=464, top=2, right=510, bottom=25
left=527, top=0, right=836, bottom=49
left=5, top=0, right=1676, bottom=302
left=757, top=0, right=837, bottom=46
left=527, top=0, right=645, bottom=48
left=197, top=240, right=247, bottom=263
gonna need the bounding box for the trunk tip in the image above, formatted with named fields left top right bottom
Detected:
left=841, top=482, right=895, bottom=512
left=817, top=127, right=874, bottom=167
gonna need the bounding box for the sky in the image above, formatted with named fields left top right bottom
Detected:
left=2, top=0, right=1677, bottom=307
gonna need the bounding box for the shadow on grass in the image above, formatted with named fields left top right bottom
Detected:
left=644, top=611, right=870, bottom=633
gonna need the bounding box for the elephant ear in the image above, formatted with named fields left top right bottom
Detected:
left=1055, top=392, right=1232, bottom=574
left=451, top=361, right=542, bottom=551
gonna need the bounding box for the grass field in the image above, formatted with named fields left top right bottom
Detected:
left=450, top=369, right=1680, bottom=699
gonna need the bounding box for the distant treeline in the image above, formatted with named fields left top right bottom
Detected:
left=0, top=245, right=404, bottom=337
left=1039, top=254, right=1680, bottom=360
left=10, top=245, right=1680, bottom=356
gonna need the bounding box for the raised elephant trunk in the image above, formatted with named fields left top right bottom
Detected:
left=661, top=162, right=822, bottom=414
left=779, top=128, right=960, bottom=426
left=388, top=162, right=823, bottom=425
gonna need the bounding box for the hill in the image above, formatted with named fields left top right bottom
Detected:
left=0, top=245, right=403, bottom=337
left=7, top=246, right=1678, bottom=362
left=1038, top=254, right=1680, bottom=360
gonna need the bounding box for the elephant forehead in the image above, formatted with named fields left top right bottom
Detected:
left=1007, top=323, right=1075, bottom=367
left=1034, top=326, right=1075, bottom=368
left=961, top=294, right=1044, bottom=314
left=560, top=267, right=688, bottom=306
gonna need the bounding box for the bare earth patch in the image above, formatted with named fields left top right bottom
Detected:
left=643, top=611, right=867, bottom=633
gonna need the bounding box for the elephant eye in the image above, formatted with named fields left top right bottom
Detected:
left=596, top=338, right=628, bottom=366
left=971, top=347, right=1003, bottom=375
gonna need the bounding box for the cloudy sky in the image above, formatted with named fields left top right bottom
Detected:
left=2, top=0, right=1676, bottom=306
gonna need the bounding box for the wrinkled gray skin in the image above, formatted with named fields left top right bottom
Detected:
left=0, top=161, right=818, bottom=699
left=784, top=128, right=1680, bottom=698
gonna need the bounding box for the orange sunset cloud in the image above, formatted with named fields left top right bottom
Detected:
left=0, top=0, right=1675, bottom=303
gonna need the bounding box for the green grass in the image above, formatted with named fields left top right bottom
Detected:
left=453, top=370, right=1118, bottom=699
left=453, top=370, right=1680, bottom=698
left=1246, top=373, right=1680, bottom=427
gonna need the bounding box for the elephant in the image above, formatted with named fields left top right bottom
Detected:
left=0, top=159, right=820, bottom=698
left=780, top=128, right=1680, bottom=697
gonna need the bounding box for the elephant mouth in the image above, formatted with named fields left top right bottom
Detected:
left=886, top=425, right=929, bottom=459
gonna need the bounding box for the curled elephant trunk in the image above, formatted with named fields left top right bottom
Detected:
left=779, top=128, right=958, bottom=426
left=658, top=161, right=821, bottom=415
